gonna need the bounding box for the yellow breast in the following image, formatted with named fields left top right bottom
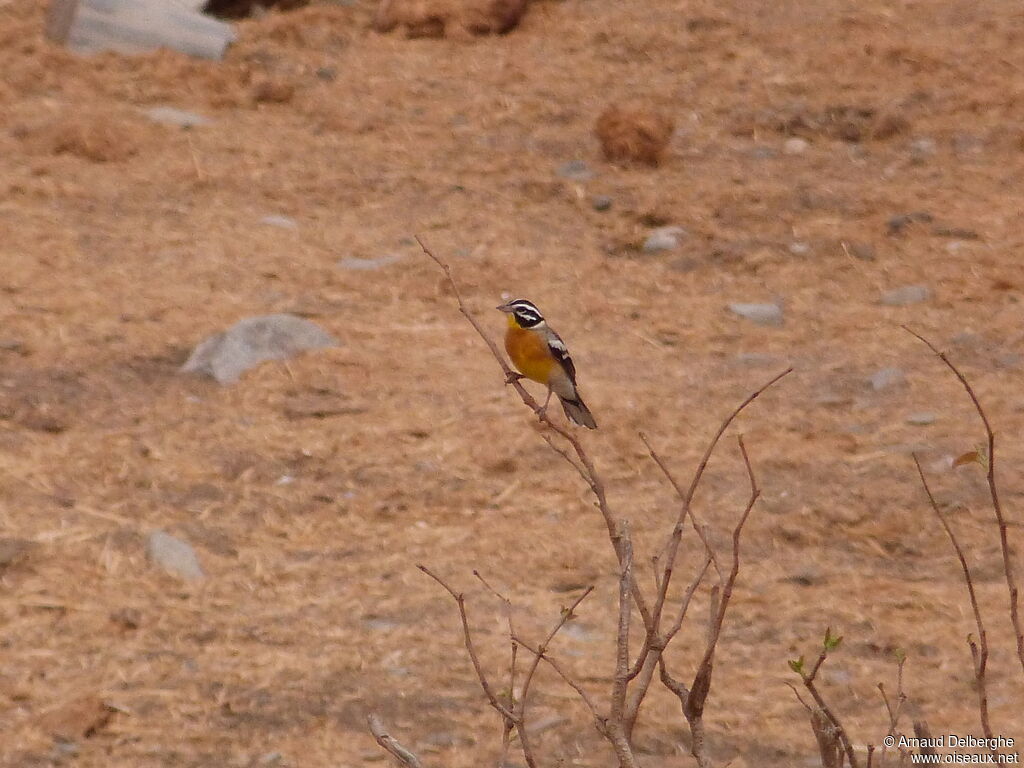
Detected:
left=505, top=325, right=556, bottom=385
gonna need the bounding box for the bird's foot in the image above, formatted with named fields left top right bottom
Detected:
left=504, top=371, right=525, bottom=386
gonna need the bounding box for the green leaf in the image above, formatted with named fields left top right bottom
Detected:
left=823, top=626, right=843, bottom=651
left=788, top=656, right=805, bottom=674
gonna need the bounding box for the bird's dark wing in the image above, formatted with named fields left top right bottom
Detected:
left=547, top=331, right=577, bottom=386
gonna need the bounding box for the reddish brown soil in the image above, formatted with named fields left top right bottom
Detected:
left=1, top=0, right=1024, bottom=766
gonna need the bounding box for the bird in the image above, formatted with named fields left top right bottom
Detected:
left=496, top=299, right=597, bottom=429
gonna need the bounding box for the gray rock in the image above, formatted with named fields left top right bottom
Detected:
left=906, top=412, right=936, bottom=426
left=783, top=137, right=809, bottom=155
left=147, top=530, right=204, bottom=582
left=870, top=367, right=905, bottom=391
left=909, top=137, right=937, bottom=160
left=880, top=284, right=931, bottom=306
left=336, top=254, right=404, bottom=271
left=591, top=195, right=613, bottom=212
left=642, top=226, right=687, bottom=253
left=556, top=159, right=593, bottom=181
left=846, top=241, right=876, bottom=261
left=728, top=302, right=784, bottom=327
left=260, top=214, right=298, bottom=230
left=181, top=314, right=337, bottom=385
left=143, top=106, right=211, bottom=128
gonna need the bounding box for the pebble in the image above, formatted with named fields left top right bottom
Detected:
left=337, top=254, right=404, bottom=271
left=880, top=284, right=931, bottom=306
left=728, top=302, right=784, bottom=327
left=556, top=159, right=594, bottom=181
left=869, top=367, right=905, bottom=391
left=642, top=226, right=687, bottom=253
left=591, top=195, right=613, bottom=212
left=845, top=241, right=876, bottom=261
left=147, top=530, right=205, bottom=582
left=181, top=313, right=338, bottom=385
left=260, top=214, right=298, bottom=230
left=783, top=137, right=809, bottom=155
left=906, top=412, right=936, bottom=426
left=143, top=106, right=211, bottom=128
left=788, top=241, right=810, bottom=255
left=909, top=137, right=937, bottom=159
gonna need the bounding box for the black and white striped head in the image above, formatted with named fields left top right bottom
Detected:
left=497, top=299, right=545, bottom=329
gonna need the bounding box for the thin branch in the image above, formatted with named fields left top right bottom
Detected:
left=368, top=714, right=424, bottom=768
left=610, top=530, right=633, bottom=724
left=911, top=454, right=993, bottom=740
left=624, top=375, right=787, bottom=736
left=518, top=586, right=595, bottom=716
left=472, top=571, right=518, bottom=760
left=513, top=634, right=607, bottom=734
left=418, top=565, right=517, bottom=723
left=905, top=326, right=1024, bottom=676
left=418, top=236, right=653, bottom=632
left=797, top=646, right=860, bottom=768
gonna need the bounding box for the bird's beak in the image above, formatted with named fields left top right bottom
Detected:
left=496, top=303, right=513, bottom=313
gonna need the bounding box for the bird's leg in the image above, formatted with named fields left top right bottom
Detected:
left=538, top=386, right=553, bottom=421
left=504, top=370, right=524, bottom=385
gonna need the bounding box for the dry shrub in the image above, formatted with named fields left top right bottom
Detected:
left=595, top=102, right=674, bottom=166
left=373, top=0, right=527, bottom=38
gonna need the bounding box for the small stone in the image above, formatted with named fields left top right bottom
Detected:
left=556, top=159, right=593, bottom=181
left=181, top=314, right=338, bottom=385
left=143, top=106, right=211, bottom=128
left=315, top=67, right=337, bottom=81
left=880, top=284, right=931, bottom=306
left=642, top=226, right=686, bottom=253
left=909, top=137, right=937, bottom=159
left=906, top=412, right=936, bottom=426
left=782, top=566, right=822, bottom=586
left=846, top=241, right=876, bottom=261
left=869, top=367, right=905, bottom=391
left=260, top=214, right=298, bottom=229
left=591, top=195, right=613, bottom=211
left=728, top=302, right=784, bottom=327
left=783, top=137, right=809, bottom=155
left=887, top=211, right=933, bottom=236
left=788, top=241, right=810, bottom=255
left=147, top=530, right=205, bottom=582
left=336, top=254, right=404, bottom=271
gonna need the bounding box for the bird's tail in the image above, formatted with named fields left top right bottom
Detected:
left=560, top=395, right=598, bottom=429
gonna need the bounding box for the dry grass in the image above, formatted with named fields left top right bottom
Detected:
left=1, top=0, right=1023, bottom=766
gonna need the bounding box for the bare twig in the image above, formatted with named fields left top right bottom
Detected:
left=418, top=236, right=652, bottom=632
left=810, top=707, right=844, bottom=768
left=368, top=714, right=424, bottom=768
left=418, top=566, right=517, bottom=722
left=512, top=634, right=608, bottom=733
left=623, top=373, right=788, bottom=735
left=911, top=455, right=993, bottom=740
left=905, top=326, right=1024, bottom=676
left=792, top=632, right=860, bottom=768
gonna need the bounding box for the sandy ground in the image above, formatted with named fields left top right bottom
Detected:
left=1, top=0, right=1024, bottom=765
